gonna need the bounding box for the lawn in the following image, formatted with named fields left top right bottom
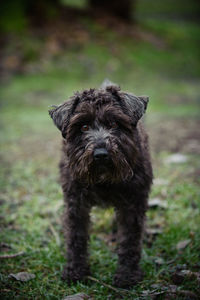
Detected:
left=0, top=1, right=200, bottom=299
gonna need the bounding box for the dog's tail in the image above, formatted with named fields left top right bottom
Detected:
left=100, top=78, right=119, bottom=90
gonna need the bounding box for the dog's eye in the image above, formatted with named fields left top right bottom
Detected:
left=110, top=121, right=118, bottom=129
left=81, top=124, right=90, bottom=132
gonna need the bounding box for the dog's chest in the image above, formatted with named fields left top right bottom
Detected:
left=88, top=184, right=131, bottom=207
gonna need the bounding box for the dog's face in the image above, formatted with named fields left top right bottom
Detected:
left=49, top=85, right=148, bottom=184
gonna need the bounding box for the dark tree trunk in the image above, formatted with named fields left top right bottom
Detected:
left=89, top=0, right=135, bottom=21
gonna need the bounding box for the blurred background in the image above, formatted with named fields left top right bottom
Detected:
left=0, top=1, right=200, bottom=299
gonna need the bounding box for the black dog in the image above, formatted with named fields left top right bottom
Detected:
left=49, top=81, right=153, bottom=288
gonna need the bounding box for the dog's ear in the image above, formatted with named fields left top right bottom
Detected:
left=49, top=101, right=72, bottom=131
left=120, top=92, right=149, bottom=125
left=49, top=95, right=79, bottom=137
left=138, top=95, right=149, bottom=111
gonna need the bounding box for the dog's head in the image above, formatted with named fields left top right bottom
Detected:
left=49, top=83, right=149, bottom=184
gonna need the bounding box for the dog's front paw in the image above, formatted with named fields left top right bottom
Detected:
left=113, top=268, right=143, bottom=289
left=62, top=265, right=90, bottom=284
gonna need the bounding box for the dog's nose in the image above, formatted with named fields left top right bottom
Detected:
left=94, top=148, right=109, bottom=161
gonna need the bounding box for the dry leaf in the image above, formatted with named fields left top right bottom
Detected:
left=9, top=272, right=35, bottom=282
left=164, top=153, right=188, bottom=164
left=146, top=228, right=163, bottom=235
left=153, top=178, right=169, bottom=186
left=155, top=257, right=165, bottom=265
left=171, top=269, right=200, bottom=286
left=148, top=198, right=167, bottom=209
left=176, top=239, right=191, bottom=250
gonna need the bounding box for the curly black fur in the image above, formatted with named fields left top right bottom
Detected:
left=49, top=83, right=153, bottom=288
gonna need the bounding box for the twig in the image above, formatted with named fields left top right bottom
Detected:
left=0, top=251, right=25, bottom=259
left=49, top=223, right=61, bottom=246
left=87, top=275, right=130, bottom=296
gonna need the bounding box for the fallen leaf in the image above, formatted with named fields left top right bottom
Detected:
left=164, top=153, right=188, bottom=164
left=146, top=283, right=198, bottom=299
left=176, top=239, right=191, bottom=250
left=146, top=228, right=163, bottom=235
left=141, top=289, right=165, bottom=297
left=141, top=289, right=152, bottom=296
left=166, top=259, right=175, bottom=265
left=177, top=290, right=198, bottom=299
left=150, top=283, right=163, bottom=289
left=171, top=270, right=200, bottom=285
left=9, top=272, right=35, bottom=282
left=168, top=285, right=178, bottom=293
left=153, top=178, right=169, bottom=186
left=63, top=293, right=91, bottom=300
left=167, top=289, right=198, bottom=299
left=155, top=257, right=165, bottom=265
left=148, top=198, right=167, bottom=209
left=181, top=270, right=200, bottom=284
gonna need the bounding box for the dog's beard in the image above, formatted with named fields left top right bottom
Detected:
left=68, top=148, right=134, bottom=185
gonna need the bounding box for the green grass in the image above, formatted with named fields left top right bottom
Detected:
left=1, top=2, right=200, bottom=299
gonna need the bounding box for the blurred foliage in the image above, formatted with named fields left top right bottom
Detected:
left=0, top=0, right=132, bottom=33
left=0, top=0, right=28, bottom=33
left=0, top=0, right=199, bottom=33
left=137, top=0, right=200, bottom=18
left=61, top=0, right=88, bottom=9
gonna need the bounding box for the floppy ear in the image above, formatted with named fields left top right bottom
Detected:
left=49, top=101, right=72, bottom=131
left=138, top=95, right=149, bottom=110
left=49, top=96, right=78, bottom=137
left=120, top=92, right=149, bottom=125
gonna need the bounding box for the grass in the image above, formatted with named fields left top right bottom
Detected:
left=0, top=1, right=200, bottom=299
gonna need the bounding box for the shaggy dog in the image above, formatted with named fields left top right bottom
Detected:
left=49, top=81, right=153, bottom=288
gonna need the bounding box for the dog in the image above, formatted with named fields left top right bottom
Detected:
left=49, top=81, right=153, bottom=288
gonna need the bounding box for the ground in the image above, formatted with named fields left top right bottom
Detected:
left=0, top=1, right=200, bottom=299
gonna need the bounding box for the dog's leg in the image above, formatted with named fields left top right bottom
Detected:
left=113, top=202, right=146, bottom=288
left=62, top=195, right=91, bottom=284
